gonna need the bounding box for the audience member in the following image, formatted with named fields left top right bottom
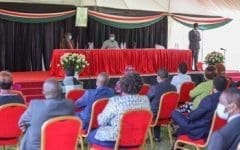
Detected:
left=0, top=71, right=24, bottom=105
left=75, top=72, right=114, bottom=129
left=19, top=78, right=74, bottom=150
left=87, top=72, right=150, bottom=147
left=114, top=65, right=135, bottom=94
left=60, top=32, right=74, bottom=49
left=148, top=68, right=176, bottom=141
left=171, top=62, right=192, bottom=92
left=208, top=88, right=240, bottom=150
left=101, top=33, right=119, bottom=49
left=179, top=65, right=216, bottom=113
left=62, top=67, right=82, bottom=95
left=215, top=63, right=236, bottom=87
left=172, top=76, right=227, bottom=140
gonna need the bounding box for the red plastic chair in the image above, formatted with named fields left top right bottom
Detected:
left=90, top=109, right=153, bottom=150
left=178, top=82, right=195, bottom=106
left=149, top=92, right=179, bottom=147
left=65, top=88, right=85, bottom=103
left=174, top=112, right=227, bottom=150
left=41, top=116, right=83, bottom=150
left=82, top=98, right=109, bottom=137
left=0, top=103, right=26, bottom=148
left=197, top=62, right=203, bottom=71
left=139, top=84, right=150, bottom=95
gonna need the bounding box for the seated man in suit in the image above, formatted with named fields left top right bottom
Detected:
left=0, top=71, right=24, bottom=105
left=148, top=68, right=177, bottom=141
left=208, top=87, right=240, bottom=150
left=75, top=72, right=114, bottom=129
left=19, top=78, right=74, bottom=150
left=101, top=34, right=119, bottom=49
left=172, top=76, right=227, bottom=140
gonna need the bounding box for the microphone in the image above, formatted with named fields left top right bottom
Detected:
left=220, top=48, right=227, bottom=51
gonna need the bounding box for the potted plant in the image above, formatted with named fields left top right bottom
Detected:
left=60, top=53, right=89, bottom=76
left=204, top=51, right=224, bottom=66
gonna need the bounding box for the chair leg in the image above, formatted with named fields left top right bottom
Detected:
left=168, top=123, right=173, bottom=146
left=148, top=128, right=154, bottom=149
left=79, top=136, right=84, bottom=150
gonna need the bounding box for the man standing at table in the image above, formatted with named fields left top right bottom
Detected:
left=101, top=33, right=119, bottom=49
left=60, top=32, right=74, bottom=49
left=189, top=23, right=201, bottom=71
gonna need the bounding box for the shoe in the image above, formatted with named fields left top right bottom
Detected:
left=154, top=138, right=161, bottom=142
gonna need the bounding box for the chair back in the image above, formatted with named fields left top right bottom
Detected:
left=41, top=116, right=82, bottom=150
left=139, top=84, right=150, bottom=95
left=197, top=62, right=203, bottom=71
left=205, top=112, right=227, bottom=146
left=0, top=103, right=26, bottom=139
left=86, top=98, right=109, bottom=135
left=65, top=88, right=85, bottom=103
left=178, top=82, right=195, bottom=104
left=115, top=109, right=153, bottom=149
left=153, top=92, right=179, bottom=126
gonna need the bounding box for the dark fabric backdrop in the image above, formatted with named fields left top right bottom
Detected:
left=0, top=4, right=168, bottom=72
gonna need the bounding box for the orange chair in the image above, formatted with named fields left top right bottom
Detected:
left=139, top=84, right=150, bottom=95
left=90, top=109, right=153, bottom=150
left=82, top=98, right=109, bottom=137
left=66, top=88, right=85, bottom=103
left=149, top=92, right=179, bottom=147
left=0, top=103, right=26, bottom=149
left=41, top=116, right=83, bottom=150
left=178, top=82, right=195, bottom=106
left=174, top=112, right=227, bottom=150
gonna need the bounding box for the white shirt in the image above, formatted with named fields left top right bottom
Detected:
left=171, top=73, right=192, bottom=92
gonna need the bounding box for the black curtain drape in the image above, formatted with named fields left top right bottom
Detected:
left=0, top=12, right=167, bottom=72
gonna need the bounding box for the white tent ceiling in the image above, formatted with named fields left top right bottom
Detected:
left=0, top=0, right=240, bottom=19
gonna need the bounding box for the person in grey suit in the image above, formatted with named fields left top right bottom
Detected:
left=189, top=23, right=201, bottom=70
left=208, top=88, right=240, bottom=150
left=19, top=78, right=74, bottom=150
left=101, top=33, right=119, bottom=49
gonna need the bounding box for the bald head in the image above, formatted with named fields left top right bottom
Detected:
left=43, top=78, right=62, bottom=99
left=96, top=72, right=109, bottom=88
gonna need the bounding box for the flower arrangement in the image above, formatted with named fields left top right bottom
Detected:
left=60, top=53, right=89, bottom=73
left=204, top=51, right=224, bottom=66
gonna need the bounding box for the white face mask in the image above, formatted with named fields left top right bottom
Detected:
left=216, top=103, right=229, bottom=120
left=69, top=35, right=72, bottom=40
left=110, top=37, right=115, bottom=41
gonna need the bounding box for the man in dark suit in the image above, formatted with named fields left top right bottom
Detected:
left=208, top=88, right=240, bottom=150
left=19, top=78, right=74, bottom=150
left=189, top=23, right=201, bottom=70
left=0, top=71, right=24, bottom=105
left=172, top=76, right=227, bottom=140
left=148, top=68, right=177, bottom=141
left=75, top=72, right=114, bottom=129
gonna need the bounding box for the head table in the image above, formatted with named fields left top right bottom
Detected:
left=50, top=49, right=192, bottom=77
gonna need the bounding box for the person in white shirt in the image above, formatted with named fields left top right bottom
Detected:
left=171, top=62, right=192, bottom=92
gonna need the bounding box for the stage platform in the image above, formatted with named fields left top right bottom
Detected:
left=12, top=70, right=240, bottom=103
left=12, top=71, right=205, bottom=89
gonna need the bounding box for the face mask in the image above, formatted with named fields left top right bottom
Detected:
left=110, top=37, right=115, bottom=41
left=69, top=35, right=72, bottom=40
left=0, top=81, right=12, bottom=89
left=216, top=103, right=229, bottom=120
